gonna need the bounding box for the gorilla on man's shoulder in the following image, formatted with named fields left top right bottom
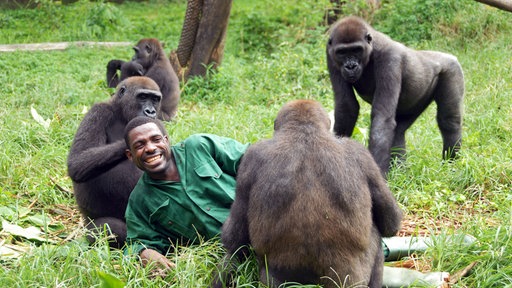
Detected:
left=327, top=16, right=464, bottom=175
left=67, top=76, right=162, bottom=249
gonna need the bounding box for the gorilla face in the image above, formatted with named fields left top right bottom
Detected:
left=337, top=47, right=365, bottom=83
left=114, top=77, right=162, bottom=121
left=327, top=21, right=373, bottom=83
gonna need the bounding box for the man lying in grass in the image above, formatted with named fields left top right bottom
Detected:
left=122, top=116, right=450, bottom=287
left=123, top=116, right=249, bottom=271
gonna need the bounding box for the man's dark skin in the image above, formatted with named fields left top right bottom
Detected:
left=125, top=122, right=178, bottom=272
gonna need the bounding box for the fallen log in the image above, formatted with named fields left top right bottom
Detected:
left=0, top=41, right=132, bottom=52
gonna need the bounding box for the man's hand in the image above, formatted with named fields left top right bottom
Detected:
left=140, top=248, right=176, bottom=277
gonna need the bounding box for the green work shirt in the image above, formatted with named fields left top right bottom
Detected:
left=124, top=133, right=249, bottom=255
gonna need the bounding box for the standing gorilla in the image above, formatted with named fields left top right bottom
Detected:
left=327, top=16, right=464, bottom=174
left=107, top=38, right=180, bottom=121
left=67, top=76, right=162, bottom=248
left=215, top=100, right=402, bottom=288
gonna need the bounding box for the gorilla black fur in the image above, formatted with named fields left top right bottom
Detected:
left=327, top=16, right=464, bottom=175
left=67, top=76, right=162, bottom=248
left=213, top=100, right=403, bottom=288
left=107, top=38, right=180, bottom=121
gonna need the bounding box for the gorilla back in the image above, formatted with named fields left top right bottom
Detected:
left=67, top=77, right=162, bottom=248
left=217, top=100, right=402, bottom=288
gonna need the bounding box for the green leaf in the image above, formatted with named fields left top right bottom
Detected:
left=97, top=271, right=125, bottom=288
left=26, top=213, right=52, bottom=227
left=1, top=220, right=56, bottom=244
left=0, top=206, right=16, bottom=220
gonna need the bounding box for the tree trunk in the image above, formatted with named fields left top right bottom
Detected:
left=175, top=0, right=202, bottom=68
left=170, top=0, right=233, bottom=81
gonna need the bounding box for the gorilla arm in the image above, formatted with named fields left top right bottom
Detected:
left=67, top=104, right=128, bottom=183
left=359, top=143, right=402, bottom=237
left=212, top=149, right=259, bottom=288
left=106, top=60, right=144, bottom=88
left=366, top=52, right=402, bottom=173
left=221, top=150, right=255, bottom=258
left=327, top=47, right=360, bottom=137
left=106, top=60, right=125, bottom=88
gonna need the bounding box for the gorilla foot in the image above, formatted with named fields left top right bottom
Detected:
left=85, top=217, right=127, bottom=249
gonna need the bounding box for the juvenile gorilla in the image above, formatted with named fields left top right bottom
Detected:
left=215, top=100, right=402, bottom=288
left=67, top=76, right=162, bottom=248
left=107, top=38, right=180, bottom=121
left=327, top=16, right=464, bottom=174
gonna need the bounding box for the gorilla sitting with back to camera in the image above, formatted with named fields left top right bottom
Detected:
left=107, top=38, right=180, bottom=121
left=214, top=100, right=402, bottom=288
left=327, top=16, right=465, bottom=175
left=67, top=76, right=162, bottom=248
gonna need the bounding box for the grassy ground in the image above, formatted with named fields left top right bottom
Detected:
left=0, top=0, right=510, bottom=287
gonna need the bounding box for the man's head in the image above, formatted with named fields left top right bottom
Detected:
left=124, top=116, right=171, bottom=177
left=124, top=116, right=167, bottom=147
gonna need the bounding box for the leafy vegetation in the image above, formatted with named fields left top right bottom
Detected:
left=0, top=0, right=511, bottom=287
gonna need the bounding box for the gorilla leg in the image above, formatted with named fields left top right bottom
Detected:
left=85, top=217, right=127, bottom=249
left=434, top=70, right=464, bottom=159
left=260, top=264, right=319, bottom=288
left=390, top=113, right=422, bottom=167
left=259, top=260, right=284, bottom=288
left=391, top=119, right=409, bottom=163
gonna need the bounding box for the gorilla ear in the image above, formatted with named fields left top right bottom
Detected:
left=133, top=46, right=139, bottom=53
left=273, top=118, right=280, bottom=131
left=328, top=37, right=332, bottom=46
left=365, top=33, right=372, bottom=44
left=118, top=86, right=126, bottom=98
left=145, top=43, right=152, bottom=54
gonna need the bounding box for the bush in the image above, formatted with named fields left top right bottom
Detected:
left=373, top=0, right=462, bottom=44
left=373, top=0, right=512, bottom=47
left=83, top=1, right=128, bottom=39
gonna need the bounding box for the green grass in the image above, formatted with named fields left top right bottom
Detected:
left=0, top=0, right=511, bottom=287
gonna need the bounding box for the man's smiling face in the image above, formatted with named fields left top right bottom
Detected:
left=126, top=122, right=171, bottom=176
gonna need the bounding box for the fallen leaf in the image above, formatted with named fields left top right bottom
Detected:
left=30, top=106, right=50, bottom=129
left=2, top=220, right=56, bottom=244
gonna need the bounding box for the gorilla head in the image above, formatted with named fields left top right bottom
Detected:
left=273, top=99, right=331, bottom=132
left=327, top=17, right=373, bottom=83
left=113, top=76, right=162, bottom=121
left=131, top=39, right=162, bottom=70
